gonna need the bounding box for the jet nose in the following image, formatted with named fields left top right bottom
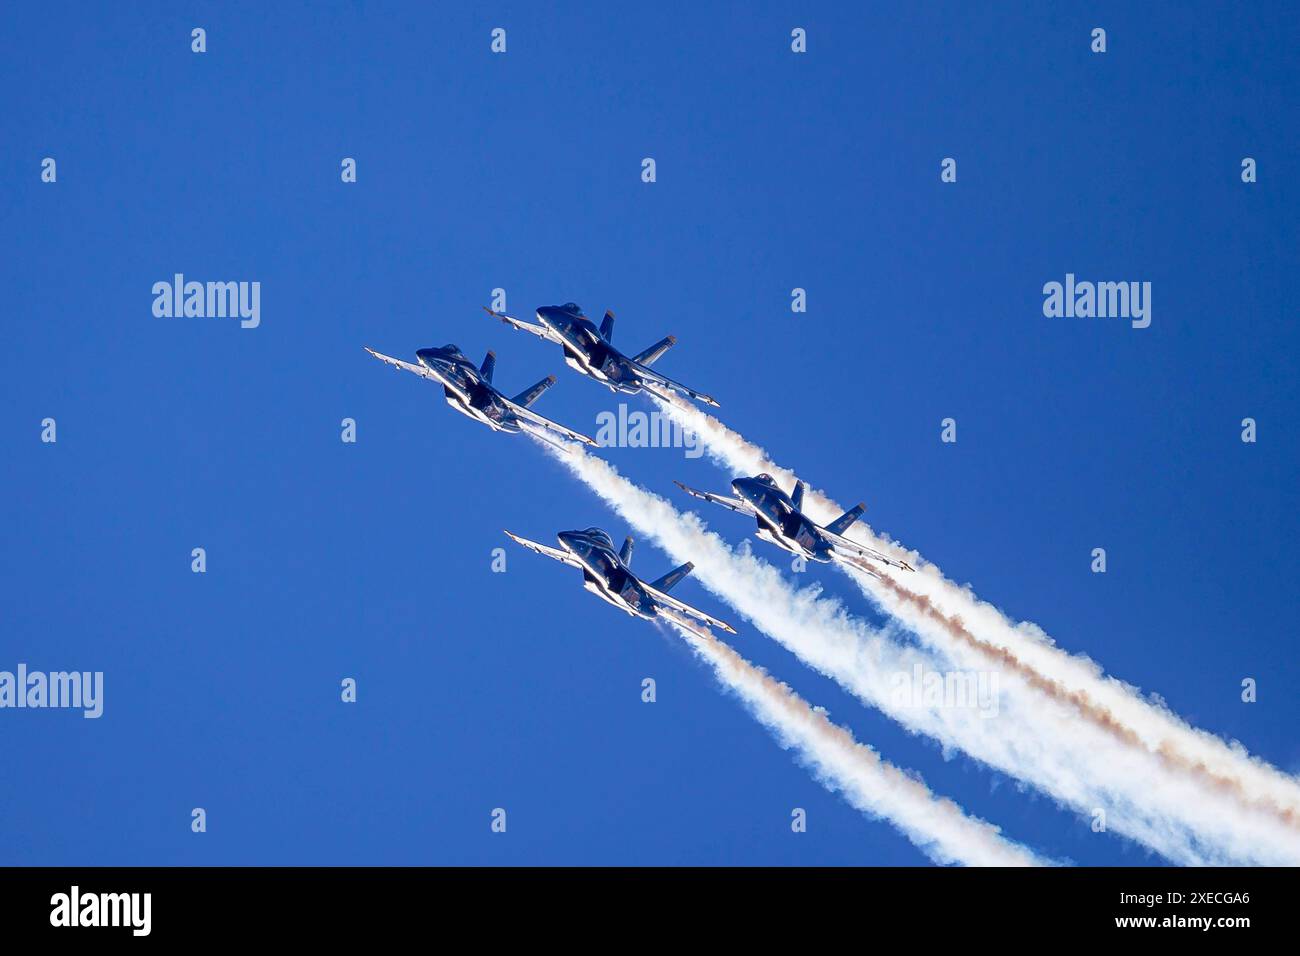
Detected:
left=731, top=477, right=757, bottom=501
left=556, top=530, right=579, bottom=550
left=416, top=347, right=447, bottom=367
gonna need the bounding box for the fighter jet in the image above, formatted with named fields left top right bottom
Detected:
left=504, top=526, right=736, bottom=639
left=483, top=302, right=720, bottom=407
left=674, top=473, right=915, bottom=575
left=365, top=344, right=596, bottom=449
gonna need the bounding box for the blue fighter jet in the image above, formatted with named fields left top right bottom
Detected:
left=484, top=302, right=719, bottom=407
left=504, top=526, right=736, bottom=639
left=366, top=344, right=596, bottom=449
left=675, top=473, right=915, bottom=575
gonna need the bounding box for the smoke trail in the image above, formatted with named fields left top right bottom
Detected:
left=652, top=394, right=1300, bottom=827
left=667, top=622, right=1046, bottom=866
left=540, top=439, right=1300, bottom=864
left=866, top=569, right=1300, bottom=829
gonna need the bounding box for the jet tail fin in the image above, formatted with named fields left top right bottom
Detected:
left=824, top=503, right=865, bottom=536
left=631, top=335, right=676, bottom=367
left=599, top=310, right=616, bottom=343
left=791, top=480, right=807, bottom=512
left=480, top=350, right=497, bottom=383
left=511, top=375, right=557, bottom=408
left=619, top=535, right=634, bottom=567
left=649, top=561, right=694, bottom=593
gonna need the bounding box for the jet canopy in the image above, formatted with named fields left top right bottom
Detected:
left=583, top=528, right=615, bottom=549
left=421, top=344, right=463, bottom=358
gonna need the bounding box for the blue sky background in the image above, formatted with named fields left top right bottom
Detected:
left=2, top=2, right=1296, bottom=865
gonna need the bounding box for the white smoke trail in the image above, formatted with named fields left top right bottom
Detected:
left=653, top=395, right=1300, bottom=829
left=543, top=440, right=1300, bottom=865
left=668, top=622, right=1046, bottom=865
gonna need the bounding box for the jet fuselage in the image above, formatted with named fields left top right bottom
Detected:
left=731, top=476, right=835, bottom=562
left=415, top=346, right=521, bottom=433
left=535, top=304, right=644, bottom=395
left=556, top=528, right=656, bottom=619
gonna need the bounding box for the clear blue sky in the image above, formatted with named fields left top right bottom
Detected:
left=2, top=1, right=1296, bottom=865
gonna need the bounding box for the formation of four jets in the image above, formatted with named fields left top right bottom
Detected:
left=366, top=302, right=911, bottom=641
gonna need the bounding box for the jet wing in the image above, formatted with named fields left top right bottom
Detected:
left=644, top=583, right=737, bottom=634
left=658, top=608, right=716, bottom=642
left=512, top=403, right=599, bottom=446
left=822, top=528, right=915, bottom=572
left=504, top=530, right=584, bottom=568
left=366, top=347, right=439, bottom=381
left=365, top=347, right=473, bottom=406
left=831, top=552, right=881, bottom=580
left=637, top=369, right=720, bottom=408
left=518, top=423, right=579, bottom=454
left=673, top=480, right=756, bottom=516
left=483, top=307, right=561, bottom=343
